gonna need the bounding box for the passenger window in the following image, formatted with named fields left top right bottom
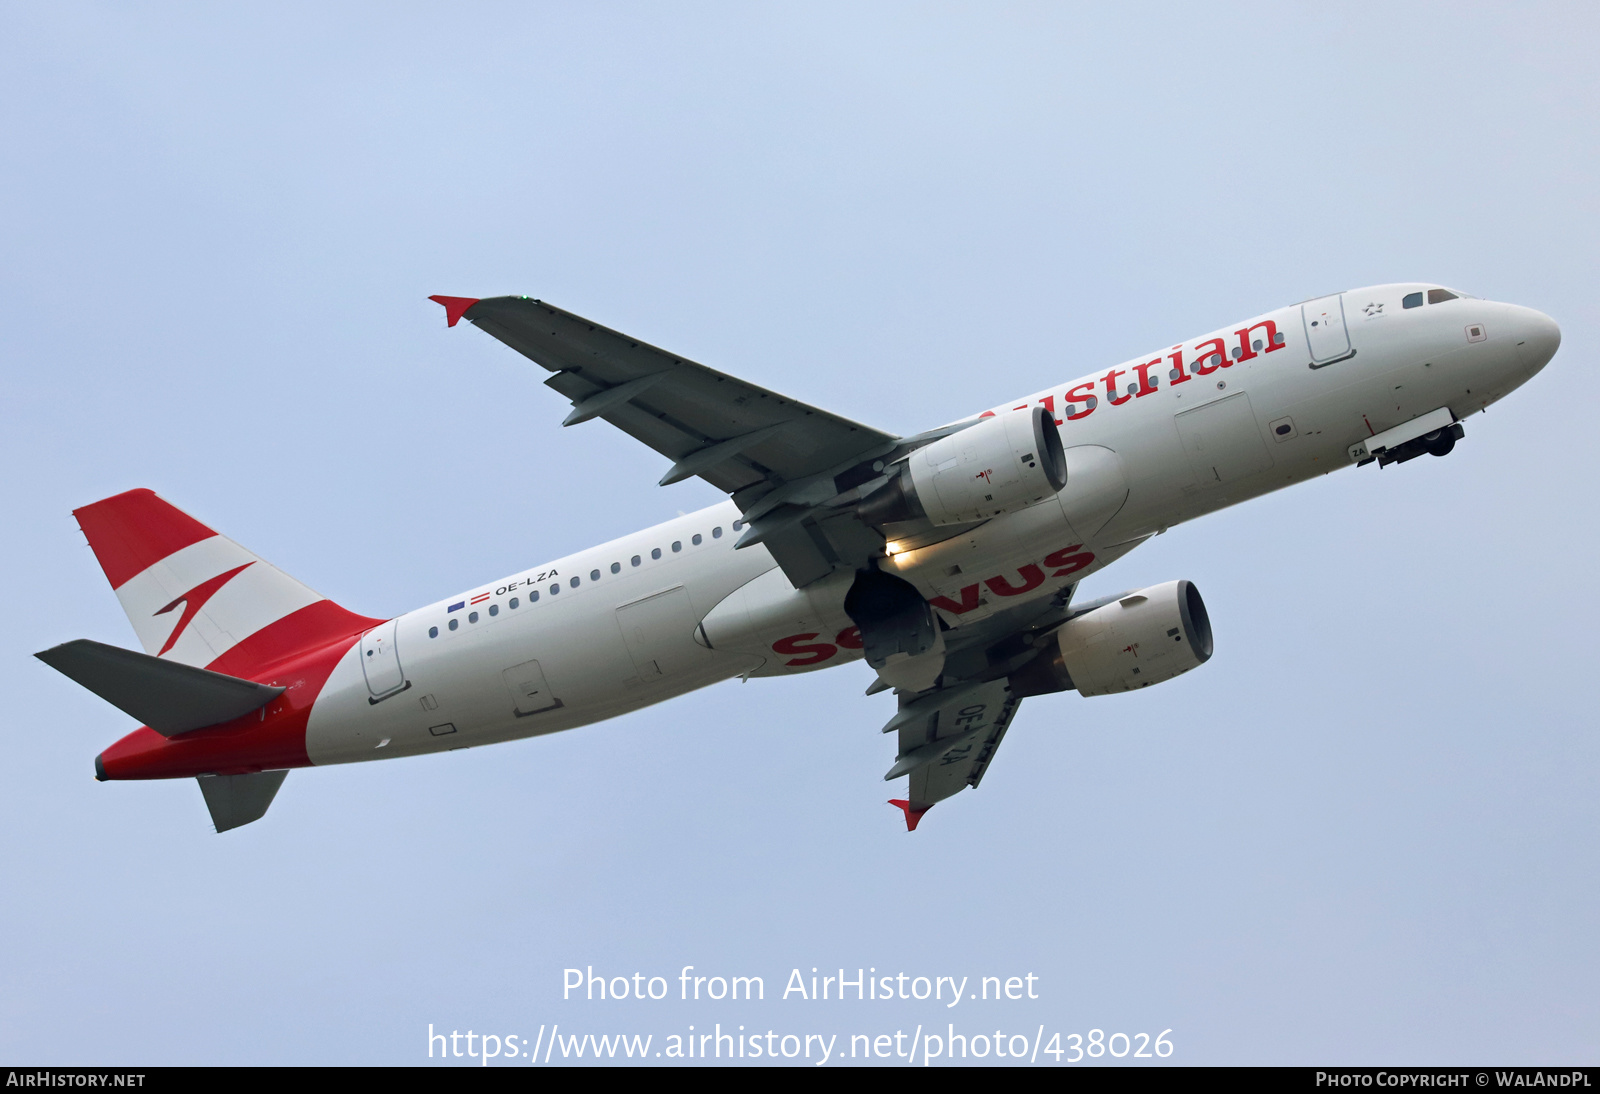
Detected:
left=549, top=584, right=560, bottom=595
left=488, top=604, right=498, bottom=617
left=1403, top=292, right=1424, bottom=309
left=672, top=541, right=682, bottom=552
left=610, top=562, right=621, bottom=574
left=732, top=520, right=744, bottom=531
left=712, top=527, right=723, bottom=539
left=631, top=555, right=641, bottom=567
left=429, top=626, right=439, bottom=638
left=692, top=534, right=702, bottom=546
left=1428, top=289, right=1458, bottom=304
left=510, top=597, right=519, bottom=609
left=529, top=590, right=539, bottom=602
left=448, top=618, right=459, bottom=631
left=590, top=569, right=600, bottom=581
left=469, top=611, right=479, bottom=623
left=651, top=548, right=662, bottom=560
left=1273, top=332, right=1285, bottom=345
left=570, top=576, right=580, bottom=588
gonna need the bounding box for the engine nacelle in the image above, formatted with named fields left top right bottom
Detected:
left=859, top=406, right=1066, bottom=528
left=1011, top=580, right=1213, bottom=698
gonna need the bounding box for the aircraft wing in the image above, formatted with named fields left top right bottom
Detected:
left=883, top=677, right=1025, bottom=830
left=433, top=295, right=904, bottom=586
left=436, top=293, right=1058, bottom=827
left=438, top=295, right=893, bottom=479
left=879, top=581, right=1101, bottom=829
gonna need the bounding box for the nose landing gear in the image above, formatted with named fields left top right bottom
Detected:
left=1377, top=422, right=1465, bottom=467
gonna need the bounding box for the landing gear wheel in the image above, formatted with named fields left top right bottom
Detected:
left=1427, top=429, right=1457, bottom=457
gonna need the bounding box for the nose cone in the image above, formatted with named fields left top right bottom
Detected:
left=1515, top=306, right=1561, bottom=376
left=1504, top=303, right=1568, bottom=380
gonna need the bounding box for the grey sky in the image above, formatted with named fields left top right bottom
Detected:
left=2, top=2, right=1596, bottom=1064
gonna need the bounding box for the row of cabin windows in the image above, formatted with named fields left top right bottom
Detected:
left=427, top=520, right=746, bottom=637
left=1404, top=288, right=1458, bottom=309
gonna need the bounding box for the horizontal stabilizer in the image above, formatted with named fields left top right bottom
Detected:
left=35, top=639, right=283, bottom=736
left=198, top=771, right=288, bottom=832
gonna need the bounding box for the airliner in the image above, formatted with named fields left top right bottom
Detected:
left=37, top=285, right=1560, bottom=831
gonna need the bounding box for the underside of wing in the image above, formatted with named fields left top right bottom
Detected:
left=439, top=295, right=897, bottom=498
left=884, top=678, right=1025, bottom=831
left=878, top=581, right=1107, bottom=829
left=436, top=294, right=919, bottom=587
left=433, top=294, right=1108, bottom=828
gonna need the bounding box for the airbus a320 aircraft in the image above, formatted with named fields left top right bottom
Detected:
left=38, top=286, right=1559, bottom=832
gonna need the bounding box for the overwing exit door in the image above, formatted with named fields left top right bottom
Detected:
left=503, top=659, right=562, bottom=716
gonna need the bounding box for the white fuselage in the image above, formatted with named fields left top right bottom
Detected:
left=305, top=284, right=1559, bottom=766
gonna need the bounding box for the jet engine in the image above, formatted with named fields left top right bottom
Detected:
left=1010, top=580, right=1213, bottom=697
left=858, top=406, right=1067, bottom=528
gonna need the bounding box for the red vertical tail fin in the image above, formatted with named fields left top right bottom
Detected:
left=73, top=489, right=379, bottom=674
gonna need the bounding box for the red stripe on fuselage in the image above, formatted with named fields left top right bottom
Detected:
left=97, top=599, right=384, bottom=781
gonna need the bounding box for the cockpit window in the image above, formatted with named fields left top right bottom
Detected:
left=1403, top=292, right=1424, bottom=309
left=1427, top=288, right=1458, bottom=304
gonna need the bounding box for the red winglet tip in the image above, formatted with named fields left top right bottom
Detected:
left=888, top=799, right=931, bottom=832
left=428, top=295, right=480, bottom=328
